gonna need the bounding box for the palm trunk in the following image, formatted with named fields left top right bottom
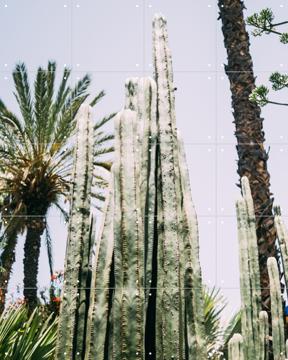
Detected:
left=23, top=217, right=45, bottom=312
left=218, top=0, right=277, bottom=314
left=0, top=226, right=18, bottom=313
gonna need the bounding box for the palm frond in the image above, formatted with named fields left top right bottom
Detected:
left=34, top=67, right=48, bottom=151
left=94, top=112, right=117, bottom=131
left=94, top=146, right=114, bottom=157
left=53, top=202, right=69, bottom=223
left=93, top=161, right=113, bottom=171
left=0, top=305, right=58, bottom=359
left=44, top=222, right=53, bottom=277
left=220, top=311, right=241, bottom=358
left=90, top=90, right=105, bottom=107
left=12, top=63, right=35, bottom=147
left=94, top=133, right=114, bottom=146
left=204, top=287, right=226, bottom=349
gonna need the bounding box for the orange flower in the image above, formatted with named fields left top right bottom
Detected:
left=52, top=297, right=61, bottom=303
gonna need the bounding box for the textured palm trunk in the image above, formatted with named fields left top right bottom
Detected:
left=23, top=216, right=46, bottom=312
left=218, top=0, right=277, bottom=313
left=0, top=226, right=18, bottom=313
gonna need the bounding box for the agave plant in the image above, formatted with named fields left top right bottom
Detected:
left=0, top=304, right=57, bottom=359
left=0, top=61, right=114, bottom=311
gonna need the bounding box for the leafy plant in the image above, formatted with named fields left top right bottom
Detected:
left=0, top=304, right=57, bottom=359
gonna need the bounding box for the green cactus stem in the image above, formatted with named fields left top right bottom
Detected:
left=228, top=334, right=245, bottom=360
left=55, top=104, right=94, bottom=360
left=177, top=131, right=206, bottom=358
left=259, top=311, right=269, bottom=360
left=274, top=208, right=288, bottom=293
left=124, top=77, right=158, bottom=299
left=153, top=14, right=183, bottom=359
left=236, top=176, right=262, bottom=359
left=112, top=109, right=144, bottom=360
left=84, top=183, right=114, bottom=359
left=267, top=257, right=285, bottom=360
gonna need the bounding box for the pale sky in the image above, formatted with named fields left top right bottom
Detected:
left=1, top=0, right=288, bottom=321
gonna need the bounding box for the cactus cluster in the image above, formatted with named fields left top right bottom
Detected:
left=55, top=14, right=207, bottom=360
left=54, top=12, right=288, bottom=360
left=230, top=176, right=288, bottom=360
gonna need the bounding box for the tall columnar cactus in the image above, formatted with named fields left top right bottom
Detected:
left=112, top=109, right=145, bottom=359
left=84, top=184, right=114, bottom=359
left=124, top=77, right=157, bottom=301
left=236, top=176, right=262, bottom=359
left=267, top=257, right=285, bottom=360
left=57, top=14, right=207, bottom=360
left=55, top=104, right=94, bottom=360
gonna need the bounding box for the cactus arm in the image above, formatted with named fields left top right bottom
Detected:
left=84, top=184, right=114, bottom=360
left=177, top=131, right=206, bottom=358
left=124, top=77, right=158, bottom=297
left=267, top=257, right=285, bottom=360
left=112, top=109, right=144, bottom=360
left=259, top=311, right=269, bottom=360
left=153, top=14, right=183, bottom=358
left=274, top=212, right=288, bottom=293
left=236, top=198, right=254, bottom=359
left=241, top=177, right=262, bottom=357
left=228, top=334, right=245, bottom=360
left=55, top=104, right=94, bottom=359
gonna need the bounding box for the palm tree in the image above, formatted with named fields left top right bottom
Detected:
left=0, top=62, right=114, bottom=311
left=218, top=0, right=277, bottom=315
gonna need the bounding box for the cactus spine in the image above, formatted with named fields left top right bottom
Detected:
left=55, top=104, right=94, bottom=359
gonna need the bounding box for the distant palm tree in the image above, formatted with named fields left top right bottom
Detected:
left=0, top=62, right=114, bottom=311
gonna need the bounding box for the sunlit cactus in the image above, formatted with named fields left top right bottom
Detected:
left=55, top=104, right=94, bottom=359
left=267, top=257, right=285, bottom=360
left=228, top=334, right=244, bottom=360
left=236, top=176, right=262, bottom=359
left=234, top=177, right=288, bottom=360
left=57, top=14, right=208, bottom=360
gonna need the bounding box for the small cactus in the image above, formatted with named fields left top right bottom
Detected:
left=228, top=334, right=245, bottom=360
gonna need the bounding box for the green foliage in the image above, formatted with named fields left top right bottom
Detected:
left=247, top=8, right=288, bottom=108
left=249, top=85, right=269, bottom=106
left=0, top=305, right=57, bottom=359
left=204, top=287, right=226, bottom=356
left=280, top=32, right=288, bottom=44
left=269, top=71, right=288, bottom=90
left=247, top=8, right=274, bottom=36
left=220, top=312, right=241, bottom=359
left=0, top=61, right=114, bottom=308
